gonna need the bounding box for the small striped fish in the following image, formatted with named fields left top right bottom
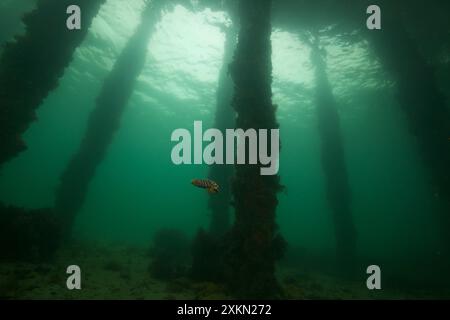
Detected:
left=191, top=179, right=219, bottom=194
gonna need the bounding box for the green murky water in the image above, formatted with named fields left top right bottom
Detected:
left=0, top=0, right=449, bottom=299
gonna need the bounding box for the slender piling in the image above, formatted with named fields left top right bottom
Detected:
left=55, top=1, right=163, bottom=233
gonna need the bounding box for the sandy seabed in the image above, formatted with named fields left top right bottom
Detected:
left=0, top=244, right=448, bottom=300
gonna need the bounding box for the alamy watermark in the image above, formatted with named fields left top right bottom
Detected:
left=66, top=5, right=81, bottom=30
left=170, top=121, right=280, bottom=176
left=66, top=265, right=81, bottom=290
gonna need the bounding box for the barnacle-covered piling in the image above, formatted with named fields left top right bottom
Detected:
left=226, top=0, right=283, bottom=299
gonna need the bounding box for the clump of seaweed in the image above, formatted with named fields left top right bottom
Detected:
left=148, top=228, right=191, bottom=280
left=0, top=202, right=61, bottom=262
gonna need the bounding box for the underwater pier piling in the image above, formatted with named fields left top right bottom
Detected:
left=226, top=0, right=283, bottom=298
left=368, top=10, right=450, bottom=250
left=55, top=1, right=164, bottom=233
left=309, top=35, right=357, bottom=274
left=0, top=0, right=104, bottom=168
left=191, top=16, right=237, bottom=283
left=208, top=25, right=238, bottom=237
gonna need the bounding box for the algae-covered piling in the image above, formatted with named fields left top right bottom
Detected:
left=0, top=0, right=104, bottom=167
left=227, top=0, right=283, bottom=299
